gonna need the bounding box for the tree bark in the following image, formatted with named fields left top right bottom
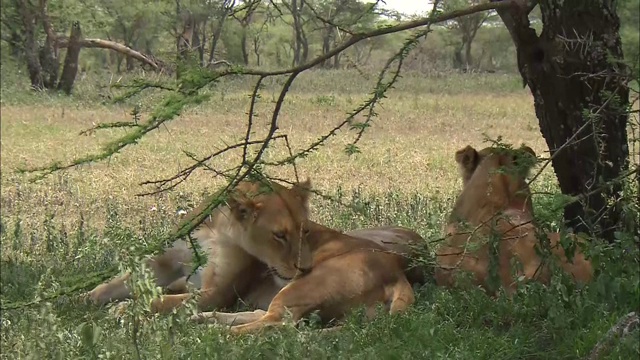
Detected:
left=240, top=29, right=249, bottom=65
left=463, top=37, right=473, bottom=71
left=16, top=0, right=44, bottom=89
left=57, top=21, right=82, bottom=95
left=291, top=0, right=303, bottom=66
left=38, top=0, right=59, bottom=89
left=492, top=0, right=631, bottom=242
left=321, top=26, right=334, bottom=68
left=177, top=11, right=195, bottom=61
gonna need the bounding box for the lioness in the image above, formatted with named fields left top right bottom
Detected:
left=434, top=144, right=593, bottom=296
left=188, top=225, right=427, bottom=328
left=201, top=221, right=417, bottom=334
left=88, top=180, right=427, bottom=327
left=89, top=178, right=314, bottom=312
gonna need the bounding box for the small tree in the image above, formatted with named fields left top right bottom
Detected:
left=443, top=0, right=496, bottom=72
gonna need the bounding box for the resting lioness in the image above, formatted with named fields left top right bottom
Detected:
left=435, top=144, right=593, bottom=296
left=194, top=221, right=418, bottom=334
left=89, top=178, right=314, bottom=312
left=88, top=179, right=428, bottom=322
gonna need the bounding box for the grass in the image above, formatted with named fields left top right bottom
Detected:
left=1, top=61, right=639, bottom=359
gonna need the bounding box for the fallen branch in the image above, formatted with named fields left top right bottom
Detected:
left=56, top=37, right=162, bottom=71
left=587, top=311, right=639, bottom=360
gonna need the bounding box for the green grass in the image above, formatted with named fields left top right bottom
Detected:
left=1, top=61, right=638, bottom=359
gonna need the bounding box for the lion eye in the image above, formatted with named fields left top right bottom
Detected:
left=273, top=231, right=287, bottom=243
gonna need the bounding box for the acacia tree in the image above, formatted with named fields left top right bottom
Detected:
left=4, top=0, right=166, bottom=92
left=308, top=0, right=381, bottom=69
left=280, top=0, right=310, bottom=66
left=230, top=0, right=262, bottom=65
left=444, top=0, right=496, bottom=71
left=489, top=0, right=634, bottom=242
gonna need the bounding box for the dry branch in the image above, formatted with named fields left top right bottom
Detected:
left=57, top=37, right=161, bottom=71
left=587, top=311, right=639, bottom=360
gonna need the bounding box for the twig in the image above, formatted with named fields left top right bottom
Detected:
left=79, top=122, right=142, bottom=135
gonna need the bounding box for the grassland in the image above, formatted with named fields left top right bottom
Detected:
left=1, top=63, right=638, bottom=359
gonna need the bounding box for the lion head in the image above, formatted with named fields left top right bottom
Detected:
left=451, top=144, right=537, bottom=222
left=225, top=179, right=313, bottom=283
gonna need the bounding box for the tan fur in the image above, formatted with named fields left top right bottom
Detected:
left=223, top=222, right=416, bottom=334
left=182, top=225, right=427, bottom=328
left=135, top=225, right=427, bottom=330
left=435, top=144, right=593, bottom=296
left=88, top=178, right=314, bottom=312
left=346, top=226, right=427, bottom=285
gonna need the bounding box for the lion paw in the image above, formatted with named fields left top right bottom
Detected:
left=109, top=301, right=132, bottom=318
left=86, top=284, right=112, bottom=306
left=189, top=311, right=219, bottom=324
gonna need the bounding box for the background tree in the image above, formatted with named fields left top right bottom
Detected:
left=491, top=0, right=634, bottom=241
left=443, top=0, right=497, bottom=72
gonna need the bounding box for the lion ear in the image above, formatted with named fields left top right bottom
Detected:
left=291, top=178, right=312, bottom=205
left=514, top=144, right=537, bottom=166
left=455, top=145, right=478, bottom=167
left=519, top=145, right=536, bottom=158
left=228, top=196, right=262, bottom=222
left=512, top=144, right=538, bottom=175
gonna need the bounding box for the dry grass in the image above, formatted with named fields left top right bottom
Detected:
left=0, top=77, right=557, bottom=234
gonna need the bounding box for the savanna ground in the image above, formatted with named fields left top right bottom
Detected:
left=1, top=61, right=639, bottom=359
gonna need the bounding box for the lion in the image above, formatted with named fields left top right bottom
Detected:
left=88, top=179, right=428, bottom=332
left=88, top=178, right=314, bottom=312
left=434, top=144, right=593, bottom=296
left=191, top=221, right=419, bottom=334
left=187, top=224, right=428, bottom=327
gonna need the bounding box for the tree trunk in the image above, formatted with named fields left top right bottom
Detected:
left=464, top=38, right=473, bottom=71
left=240, top=28, right=249, bottom=65
left=16, top=0, right=44, bottom=89
left=493, top=0, right=631, bottom=242
left=56, top=38, right=162, bottom=71
left=207, top=3, right=233, bottom=65
left=177, top=12, right=195, bottom=61
left=7, top=30, right=24, bottom=58
left=207, top=21, right=224, bottom=64
left=253, top=35, right=261, bottom=66
left=125, top=54, right=135, bottom=71
left=192, top=23, right=202, bottom=64
left=38, top=0, right=59, bottom=89
left=57, top=21, right=82, bottom=95
left=321, top=27, right=333, bottom=68
left=291, top=0, right=304, bottom=66
left=198, top=20, right=207, bottom=66
left=300, top=29, right=309, bottom=64
left=38, top=39, right=59, bottom=88
left=453, top=47, right=464, bottom=70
